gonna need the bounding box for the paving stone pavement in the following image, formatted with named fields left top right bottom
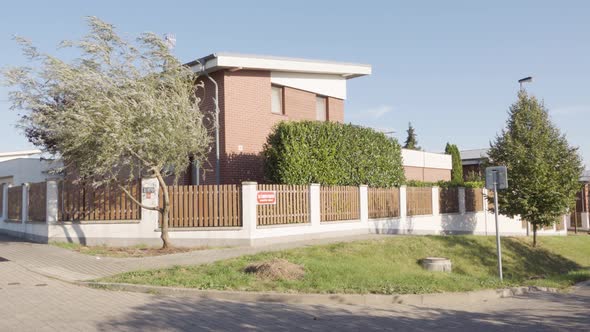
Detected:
left=0, top=234, right=589, bottom=331
left=1, top=260, right=589, bottom=331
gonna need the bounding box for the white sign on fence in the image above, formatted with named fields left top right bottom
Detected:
left=257, top=191, right=277, bottom=205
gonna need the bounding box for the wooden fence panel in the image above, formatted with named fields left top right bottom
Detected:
left=439, top=187, right=459, bottom=214
left=406, top=187, right=432, bottom=216
left=7, top=186, right=22, bottom=221
left=161, top=185, right=242, bottom=228
left=556, top=216, right=566, bottom=231
left=257, top=184, right=309, bottom=226
left=368, top=187, right=400, bottom=219
left=465, top=188, right=484, bottom=212
left=58, top=181, right=141, bottom=222
left=28, top=182, right=47, bottom=222
left=320, top=186, right=360, bottom=222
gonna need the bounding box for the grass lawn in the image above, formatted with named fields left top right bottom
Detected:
left=101, top=235, right=590, bottom=294
left=50, top=242, right=206, bottom=258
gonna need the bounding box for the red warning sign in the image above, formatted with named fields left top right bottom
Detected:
left=257, top=191, right=277, bottom=205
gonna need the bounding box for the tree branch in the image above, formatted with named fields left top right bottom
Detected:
left=117, top=183, right=160, bottom=212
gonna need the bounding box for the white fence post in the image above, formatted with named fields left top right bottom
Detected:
left=46, top=180, right=59, bottom=224
left=1, top=183, right=7, bottom=221
left=309, top=184, right=321, bottom=227
left=359, top=185, right=368, bottom=224
left=400, top=185, right=407, bottom=220
left=432, top=186, right=440, bottom=215
left=22, top=183, right=29, bottom=223
left=241, top=182, right=258, bottom=238
left=458, top=187, right=466, bottom=215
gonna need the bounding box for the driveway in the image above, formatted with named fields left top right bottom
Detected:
left=0, top=235, right=589, bottom=331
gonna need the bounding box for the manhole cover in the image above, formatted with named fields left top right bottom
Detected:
left=0, top=257, right=9, bottom=262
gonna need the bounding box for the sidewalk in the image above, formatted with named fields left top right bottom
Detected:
left=0, top=233, right=383, bottom=281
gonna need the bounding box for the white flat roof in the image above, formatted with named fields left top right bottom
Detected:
left=0, top=149, right=42, bottom=158
left=187, top=52, right=372, bottom=79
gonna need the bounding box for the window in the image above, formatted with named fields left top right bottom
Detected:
left=271, top=86, right=283, bottom=114
left=316, top=96, right=327, bottom=121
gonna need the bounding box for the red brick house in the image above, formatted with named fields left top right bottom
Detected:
left=184, top=53, right=372, bottom=185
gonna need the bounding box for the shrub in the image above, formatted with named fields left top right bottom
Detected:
left=263, top=121, right=405, bottom=187
left=405, top=180, right=484, bottom=188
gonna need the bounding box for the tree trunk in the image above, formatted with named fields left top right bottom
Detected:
left=532, top=223, right=537, bottom=247
left=155, top=171, right=172, bottom=249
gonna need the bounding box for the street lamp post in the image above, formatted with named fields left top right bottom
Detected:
left=518, top=76, right=533, bottom=91
left=517, top=76, right=533, bottom=236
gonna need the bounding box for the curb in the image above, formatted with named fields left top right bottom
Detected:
left=80, top=282, right=560, bottom=306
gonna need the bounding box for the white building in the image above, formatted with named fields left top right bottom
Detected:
left=0, top=150, right=61, bottom=185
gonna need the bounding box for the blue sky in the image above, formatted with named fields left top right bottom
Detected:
left=1, top=1, right=589, bottom=168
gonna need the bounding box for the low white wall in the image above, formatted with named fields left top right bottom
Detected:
left=0, top=180, right=567, bottom=247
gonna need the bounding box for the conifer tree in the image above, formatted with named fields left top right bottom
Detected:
left=404, top=122, right=421, bottom=150
left=445, top=143, right=463, bottom=184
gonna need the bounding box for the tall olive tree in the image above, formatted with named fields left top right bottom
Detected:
left=488, top=91, right=583, bottom=246
left=2, top=17, right=211, bottom=248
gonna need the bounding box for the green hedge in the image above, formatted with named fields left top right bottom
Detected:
left=263, top=121, right=405, bottom=187
left=406, top=180, right=484, bottom=188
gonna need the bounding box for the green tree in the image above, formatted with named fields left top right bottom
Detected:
left=403, top=122, right=421, bottom=150
left=263, top=121, right=405, bottom=187
left=488, top=91, right=583, bottom=246
left=445, top=143, right=464, bottom=184
left=2, top=17, right=211, bottom=248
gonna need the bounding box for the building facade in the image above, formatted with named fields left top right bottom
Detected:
left=185, top=53, right=371, bottom=185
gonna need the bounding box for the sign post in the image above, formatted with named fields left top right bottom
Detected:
left=485, top=166, right=508, bottom=282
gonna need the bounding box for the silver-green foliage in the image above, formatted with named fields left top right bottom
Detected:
left=3, top=17, right=211, bottom=248
left=3, top=17, right=210, bottom=185
left=488, top=91, right=583, bottom=244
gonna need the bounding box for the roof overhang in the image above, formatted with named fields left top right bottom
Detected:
left=187, top=52, right=372, bottom=79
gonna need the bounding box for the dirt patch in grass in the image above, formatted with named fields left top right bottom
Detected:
left=78, top=246, right=198, bottom=258
left=51, top=242, right=207, bottom=258
left=244, top=258, right=305, bottom=281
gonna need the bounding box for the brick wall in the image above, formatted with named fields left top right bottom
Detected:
left=284, top=87, right=316, bottom=120
left=327, top=97, right=344, bottom=123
